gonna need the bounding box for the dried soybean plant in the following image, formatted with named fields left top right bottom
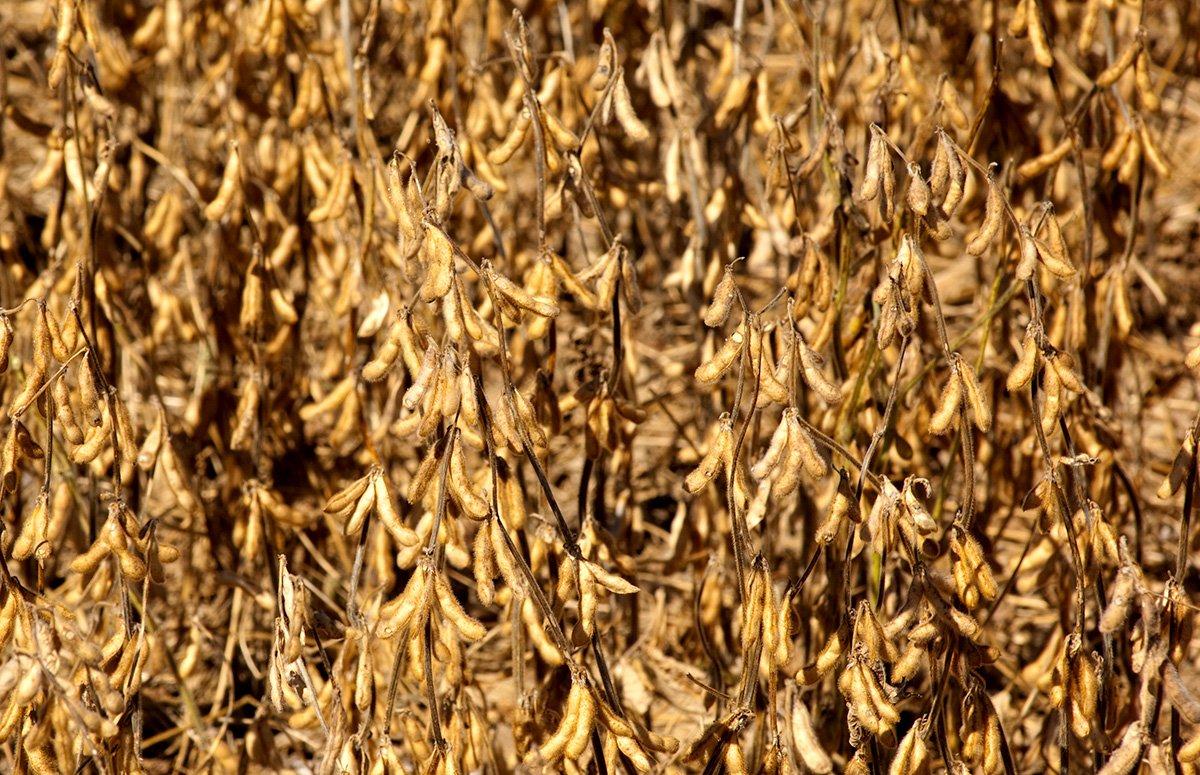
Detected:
left=1, top=0, right=1200, bottom=772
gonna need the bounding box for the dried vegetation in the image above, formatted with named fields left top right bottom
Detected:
left=2, top=0, right=1200, bottom=773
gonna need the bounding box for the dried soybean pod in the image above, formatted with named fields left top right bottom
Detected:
left=472, top=523, right=496, bottom=605
left=0, top=314, right=11, bottom=373
left=564, top=686, right=596, bottom=760
left=363, top=314, right=405, bottom=382
left=799, top=337, right=841, bottom=404
left=958, top=359, right=991, bottom=431
left=40, top=482, right=73, bottom=560
left=1138, top=121, right=1170, bottom=177
left=966, top=179, right=1004, bottom=256
left=594, top=244, right=624, bottom=310
left=69, top=533, right=112, bottom=575
left=488, top=266, right=559, bottom=318
left=791, top=699, right=833, bottom=773
left=47, top=0, right=76, bottom=88
left=448, top=441, right=490, bottom=518
left=1116, top=131, right=1142, bottom=185
left=1011, top=225, right=1036, bottom=281
left=861, top=128, right=887, bottom=201
left=906, top=162, right=930, bottom=216
left=403, top=344, right=440, bottom=412
left=1111, top=272, right=1133, bottom=336
left=751, top=412, right=790, bottom=481
left=1043, top=207, right=1069, bottom=265
left=1070, top=652, right=1098, bottom=738
left=78, top=354, right=104, bottom=427
left=487, top=108, right=531, bottom=166
left=1032, top=230, right=1070, bottom=279
left=684, top=416, right=733, bottom=493
left=613, top=71, right=650, bottom=142
left=878, top=137, right=897, bottom=219
left=714, top=71, right=752, bottom=129
left=929, top=365, right=963, bottom=435
left=1101, top=128, right=1132, bottom=171
left=548, top=251, right=599, bottom=309
left=52, top=374, right=85, bottom=445
left=227, top=378, right=259, bottom=454
left=1049, top=352, right=1085, bottom=395
left=379, top=570, right=430, bottom=638
left=45, top=305, right=74, bottom=362
left=704, top=265, right=737, bottom=328
left=374, top=474, right=419, bottom=546
left=1163, top=662, right=1200, bottom=724
left=1017, top=138, right=1072, bottom=181
left=22, top=734, right=58, bottom=775
left=308, top=154, right=352, bottom=222
left=1181, top=730, right=1200, bottom=763
left=890, top=720, right=930, bottom=775
left=343, top=474, right=375, bottom=536
left=784, top=410, right=826, bottom=479
left=535, top=681, right=581, bottom=763
left=490, top=518, right=526, bottom=596
left=11, top=305, right=51, bottom=416
left=1097, top=722, right=1142, bottom=775
left=138, top=403, right=167, bottom=473
left=1079, top=0, right=1100, bottom=52
left=1007, top=332, right=1039, bottom=392
left=591, top=31, right=617, bottom=90
left=724, top=742, right=748, bottom=775
left=740, top=565, right=767, bottom=652
left=695, top=328, right=746, bottom=385
left=386, top=157, right=420, bottom=242
left=766, top=426, right=806, bottom=501
left=406, top=445, right=443, bottom=510
left=10, top=492, right=48, bottom=561
left=586, top=560, right=638, bottom=596
left=1008, top=0, right=1028, bottom=36
left=204, top=144, right=242, bottom=221
left=1135, top=48, right=1160, bottom=111
left=1100, top=568, right=1136, bottom=633
left=1026, top=2, right=1053, bottom=67
left=433, top=568, right=487, bottom=641
left=930, top=134, right=951, bottom=199
left=941, top=134, right=967, bottom=215
left=112, top=393, right=138, bottom=470
left=420, top=226, right=455, bottom=302
left=1095, top=35, right=1140, bottom=88
left=542, top=109, right=579, bottom=152
left=325, top=473, right=372, bottom=518
left=288, top=59, right=318, bottom=128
